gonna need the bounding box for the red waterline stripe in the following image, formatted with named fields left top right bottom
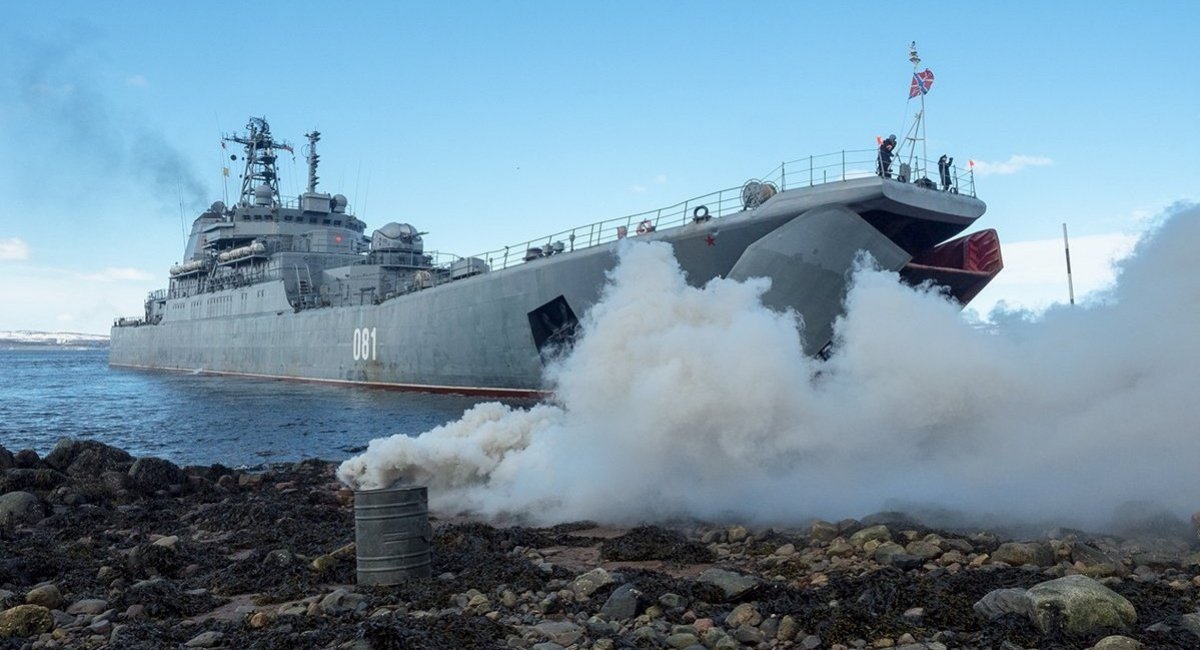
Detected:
left=108, top=363, right=547, bottom=399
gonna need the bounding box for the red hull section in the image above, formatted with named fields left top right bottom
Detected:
left=899, top=229, right=1003, bottom=305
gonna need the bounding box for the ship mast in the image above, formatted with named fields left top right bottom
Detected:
left=900, top=42, right=928, bottom=180
left=223, top=117, right=293, bottom=207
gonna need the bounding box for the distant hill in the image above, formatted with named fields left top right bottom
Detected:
left=0, top=330, right=110, bottom=349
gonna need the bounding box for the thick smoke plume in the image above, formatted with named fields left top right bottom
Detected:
left=339, top=203, right=1200, bottom=529
left=11, top=37, right=208, bottom=210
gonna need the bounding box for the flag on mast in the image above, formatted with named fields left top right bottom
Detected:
left=909, top=68, right=935, bottom=98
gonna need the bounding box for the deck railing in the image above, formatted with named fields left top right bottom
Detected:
left=468, top=149, right=976, bottom=272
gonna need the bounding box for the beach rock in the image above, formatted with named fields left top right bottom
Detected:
left=23, top=584, right=62, bottom=610
left=0, top=445, right=13, bottom=471
left=973, top=588, right=1033, bottom=620
left=0, top=604, right=53, bottom=637
left=1071, top=542, right=1129, bottom=577
left=664, top=632, right=699, bottom=648
left=1179, top=612, right=1200, bottom=638
left=12, top=449, right=40, bottom=469
left=992, top=541, right=1054, bottom=567
left=0, top=491, right=44, bottom=525
left=696, top=568, right=760, bottom=601
left=905, top=539, right=943, bottom=560
left=657, top=593, right=687, bottom=610
left=600, top=584, right=642, bottom=620
left=128, top=457, right=186, bottom=493
left=809, top=520, right=839, bottom=542
left=570, top=567, right=615, bottom=598
left=1, top=469, right=65, bottom=493
left=1026, top=574, right=1136, bottom=634
left=1091, top=635, right=1144, bottom=650
left=724, top=603, right=761, bottom=628
left=185, top=630, right=224, bottom=647
left=888, top=553, right=927, bottom=571
left=727, top=525, right=749, bottom=543
left=849, top=525, right=892, bottom=546
left=777, top=614, right=800, bottom=641
left=826, top=538, right=854, bottom=557
left=734, top=624, right=764, bottom=644
left=67, top=599, right=109, bottom=615
left=318, top=588, right=367, bottom=615
left=873, top=542, right=906, bottom=564
left=44, top=439, right=133, bottom=476
left=534, top=620, right=582, bottom=645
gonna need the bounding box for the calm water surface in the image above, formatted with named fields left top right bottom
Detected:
left=0, top=348, right=515, bottom=466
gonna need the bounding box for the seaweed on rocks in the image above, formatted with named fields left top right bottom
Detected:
left=358, top=614, right=513, bottom=650
left=207, top=548, right=356, bottom=604
left=599, top=525, right=715, bottom=563
left=190, top=493, right=353, bottom=554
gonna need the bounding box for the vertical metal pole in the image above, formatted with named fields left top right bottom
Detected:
left=781, top=163, right=786, bottom=190
left=809, top=155, right=813, bottom=186
left=1062, top=223, right=1075, bottom=306
left=841, top=150, right=846, bottom=181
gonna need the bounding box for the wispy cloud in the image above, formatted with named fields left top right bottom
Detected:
left=78, top=267, right=154, bottom=282
left=971, top=155, right=1052, bottom=176
left=630, top=184, right=647, bottom=193
left=0, top=237, right=31, bottom=260
left=126, top=74, right=148, bottom=88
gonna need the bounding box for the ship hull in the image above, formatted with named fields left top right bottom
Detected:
left=111, top=178, right=993, bottom=396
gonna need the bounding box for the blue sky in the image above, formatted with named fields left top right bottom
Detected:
left=1, top=1, right=1196, bottom=333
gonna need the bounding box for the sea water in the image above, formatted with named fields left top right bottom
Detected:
left=0, top=348, right=503, bottom=467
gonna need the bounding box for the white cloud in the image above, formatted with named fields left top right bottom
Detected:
left=0, top=237, right=31, bottom=260
left=971, top=155, right=1053, bottom=176
left=630, top=184, right=647, bottom=193
left=0, top=265, right=159, bottom=334
left=126, top=74, right=148, bottom=88
left=654, top=174, right=668, bottom=185
left=78, top=267, right=155, bottom=282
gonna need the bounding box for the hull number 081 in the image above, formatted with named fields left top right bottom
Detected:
left=352, top=327, right=377, bottom=361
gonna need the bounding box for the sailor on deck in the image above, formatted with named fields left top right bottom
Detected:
left=877, top=135, right=897, bottom=179
left=938, top=154, right=954, bottom=191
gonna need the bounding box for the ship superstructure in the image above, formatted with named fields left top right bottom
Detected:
left=112, top=113, right=1003, bottom=396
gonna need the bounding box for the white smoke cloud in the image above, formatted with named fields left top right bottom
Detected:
left=340, top=203, right=1200, bottom=528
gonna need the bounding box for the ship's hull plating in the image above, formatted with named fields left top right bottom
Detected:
left=111, top=179, right=988, bottom=395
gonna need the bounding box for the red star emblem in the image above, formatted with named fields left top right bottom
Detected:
left=705, top=234, right=716, bottom=247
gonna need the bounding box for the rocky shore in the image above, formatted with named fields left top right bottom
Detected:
left=2, top=440, right=1199, bottom=649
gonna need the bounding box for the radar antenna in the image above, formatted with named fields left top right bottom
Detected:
left=222, top=117, right=293, bottom=207
left=305, top=130, right=321, bottom=193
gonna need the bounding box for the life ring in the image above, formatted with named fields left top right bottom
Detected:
left=692, top=205, right=710, bottom=220
left=636, top=219, right=654, bottom=235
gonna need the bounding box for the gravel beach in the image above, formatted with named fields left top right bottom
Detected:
left=2, top=439, right=1198, bottom=649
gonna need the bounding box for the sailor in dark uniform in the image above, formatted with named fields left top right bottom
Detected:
left=938, top=154, right=954, bottom=191
left=877, top=135, right=897, bottom=178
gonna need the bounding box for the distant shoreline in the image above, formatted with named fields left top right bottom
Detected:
left=0, top=330, right=110, bottom=349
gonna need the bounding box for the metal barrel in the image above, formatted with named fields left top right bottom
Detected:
left=354, top=485, right=432, bottom=585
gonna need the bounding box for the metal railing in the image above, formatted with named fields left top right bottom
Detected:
left=469, top=148, right=976, bottom=272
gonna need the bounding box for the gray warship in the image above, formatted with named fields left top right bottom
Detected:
left=110, top=116, right=1002, bottom=396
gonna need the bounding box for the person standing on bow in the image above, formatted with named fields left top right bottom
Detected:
left=877, top=134, right=897, bottom=179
